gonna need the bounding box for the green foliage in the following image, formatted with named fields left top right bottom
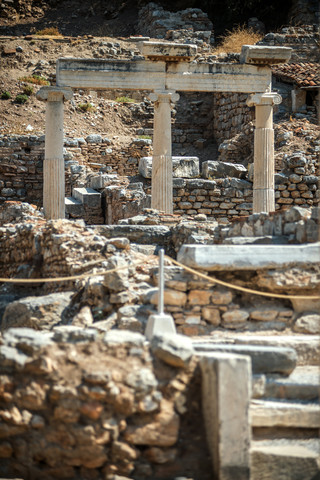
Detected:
left=78, top=102, right=95, bottom=112
left=23, top=85, right=34, bottom=96
left=116, top=96, right=135, bottom=103
left=19, top=75, right=50, bottom=86
left=0, top=91, right=11, bottom=100
left=138, top=135, right=152, bottom=140
left=15, top=94, right=29, bottom=104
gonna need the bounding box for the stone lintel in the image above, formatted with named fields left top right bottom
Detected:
left=139, top=41, right=197, bottom=61
left=36, top=86, right=73, bottom=102
left=247, top=92, right=282, bottom=107
left=177, top=242, right=320, bottom=271
left=240, top=45, right=292, bottom=65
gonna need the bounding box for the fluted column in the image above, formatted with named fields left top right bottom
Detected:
left=247, top=93, right=282, bottom=214
left=149, top=90, right=179, bottom=213
left=36, top=86, right=73, bottom=219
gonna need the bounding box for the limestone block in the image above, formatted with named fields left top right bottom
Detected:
left=240, top=45, right=292, bottom=65
left=188, top=290, right=212, bottom=305
left=222, top=310, right=250, bottom=324
left=139, top=156, right=199, bottom=179
left=202, top=160, right=247, bottom=179
left=150, top=333, right=194, bottom=368
left=293, top=314, right=320, bottom=334
left=73, top=187, right=101, bottom=208
left=251, top=399, right=320, bottom=428
left=139, top=41, right=197, bottom=60
left=150, top=289, right=187, bottom=307
left=202, top=307, right=221, bottom=325
left=200, top=353, right=251, bottom=480
left=177, top=243, right=320, bottom=271
left=251, top=444, right=320, bottom=480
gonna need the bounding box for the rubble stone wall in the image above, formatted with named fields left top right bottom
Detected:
left=258, top=25, right=320, bottom=62
left=0, top=329, right=212, bottom=480
left=212, top=93, right=254, bottom=144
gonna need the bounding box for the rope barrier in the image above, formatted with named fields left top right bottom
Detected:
left=164, top=255, right=320, bottom=300
left=0, top=252, right=319, bottom=300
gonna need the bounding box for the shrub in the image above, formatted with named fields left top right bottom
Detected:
left=19, top=75, right=50, bottom=86
left=214, top=26, right=263, bottom=54
left=35, top=27, right=61, bottom=36
left=78, top=102, right=95, bottom=112
left=1, top=91, right=11, bottom=100
left=23, top=85, right=34, bottom=96
left=15, top=94, right=28, bottom=104
left=116, top=96, right=135, bottom=103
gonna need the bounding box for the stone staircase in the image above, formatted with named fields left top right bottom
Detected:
left=65, top=187, right=104, bottom=224
left=194, top=333, right=320, bottom=479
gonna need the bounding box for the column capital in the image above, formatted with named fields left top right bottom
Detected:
left=36, top=86, right=73, bottom=102
left=247, top=92, right=282, bottom=107
left=149, top=90, right=180, bottom=104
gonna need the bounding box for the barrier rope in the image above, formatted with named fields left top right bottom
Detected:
left=0, top=253, right=319, bottom=300
left=164, top=255, right=320, bottom=300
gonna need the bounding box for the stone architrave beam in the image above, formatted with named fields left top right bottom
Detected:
left=247, top=92, right=282, bottom=213
left=36, top=86, right=73, bottom=220
left=56, top=58, right=272, bottom=93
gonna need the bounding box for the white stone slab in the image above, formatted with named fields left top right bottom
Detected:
left=57, top=58, right=271, bottom=93
left=139, top=41, right=197, bottom=60
left=177, top=243, right=320, bottom=271
left=200, top=353, right=251, bottom=480
left=251, top=399, right=320, bottom=428
left=139, top=156, right=200, bottom=179
left=240, top=45, right=292, bottom=65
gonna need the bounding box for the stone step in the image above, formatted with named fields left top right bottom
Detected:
left=198, top=333, right=320, bottom=366
left=251, top=440, right=320, bottom=480
left=251, top=399, right=320, bottom=428
left=65, top=196, right=83, bottom=215
left=73, top=187, right=101, bottom=207
left=264, top=366, right=320, bottom=402
left=194, top=343, right=297, bottom=375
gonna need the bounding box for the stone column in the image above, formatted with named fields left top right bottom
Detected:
left=36, top=86, right=73, bottom=220
left=247, top=93, right=282, bottom=214
left=149, top=90, right=179, bottom=214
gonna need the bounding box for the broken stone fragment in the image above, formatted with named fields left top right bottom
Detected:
left=150, top=333, right=194, bottom=368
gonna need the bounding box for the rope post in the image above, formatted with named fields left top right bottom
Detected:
left=145, top=249, right=176, bottom=340
left=158, top=248, right=164, bottom=315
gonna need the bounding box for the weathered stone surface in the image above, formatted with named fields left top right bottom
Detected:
left=293, top=314, right=320, bottom=334
left=139, top=156, right=199, bottom=179
left=251, top=400, right=320, bottom=428
left=124, top=399, right=180, bottom=447
left=177, top=243, right=320, bottom=271
left=202, top=160, right=247, bottom=179
left=251, top=443, right=320, bottom=480
left=202, top=307, right=221, bottom=325
left=188, top=290, right=212, bottom=305
left=103, top=255, right=129, bottom=291
left=1, top=292, right=74, bottom=331
left=104, top=330, right=146, bottom=346
left=149, top=289, right=187, bottom=307
left=240, top=45, right=292, bottom=64
left=265, top=366, right=319, bottom=401
left=194, top=343, right=297, bottom=375
left=222, top=310, right=249, bottom=324
left=150, top=333, right=194, bottom=368
left=200, top=353, right=251, bottom=480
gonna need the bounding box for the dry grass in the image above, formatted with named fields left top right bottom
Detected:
left=19, top=75, right=50, bottom=86
left=35, top=27, right=62, bottom=36
left=214, top=26, right=263, bottom=54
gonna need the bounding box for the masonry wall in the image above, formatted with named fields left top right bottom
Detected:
left=0, top=330, right=212, bottom=480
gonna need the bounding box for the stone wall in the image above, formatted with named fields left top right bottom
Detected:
left=258, top=25, right=320, bottom=62
left=138, top=2, right=213, bottom=45
left=212, top=93, right=254, bottom=144
left=0, top=135, right=152, bottom=206
left=0, top=328, right=212, bottom=480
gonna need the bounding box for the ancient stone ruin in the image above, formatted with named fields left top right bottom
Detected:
left=0, top=7, right=319, bottom=480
